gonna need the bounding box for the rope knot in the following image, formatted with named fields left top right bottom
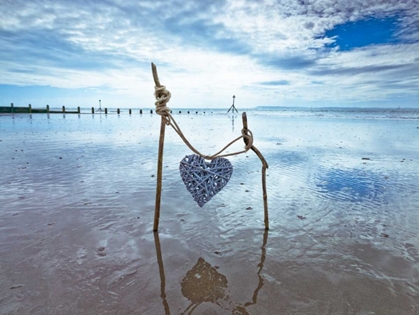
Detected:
left=154, top=85, right=171, bottom=117
left=241, top=127, right=253, bottom=151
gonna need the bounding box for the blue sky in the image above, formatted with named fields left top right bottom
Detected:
left=0, top=0, right=418, bottom=109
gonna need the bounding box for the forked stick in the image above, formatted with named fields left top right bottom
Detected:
left=242, top=113, right=269, bottom=230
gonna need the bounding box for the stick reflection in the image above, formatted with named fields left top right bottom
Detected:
left=153, top=232, right=171, bottom=315
left=232, top=114, right=236, bottom=132
left=153, top=229, right=269, bottom=314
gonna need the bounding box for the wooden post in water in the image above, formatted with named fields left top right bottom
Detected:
left=242, top=112, right=269, bottom=230
left=227, top=95, right=238, bottom=113
left=46, top=105, right=50, bottom=113
left=11, top=103, right=14, bottom=114
left=77, top=106, right=80, bottom=113
left=152, top=63, right=166, bottom=231
left=129, top=109, right=132, bottom=115
left=140, top=109, right=143, bottom=114
left=105, top=108, right=108, bottom=114
left=62, top=106, right=65, bottom=113
left=28, top=104, right=32, bottom=113
left=117, top=108, right=120, bottom=114
left=91, top=107, right=94, bottom=114
left=150, top=109, right=153, bottom=114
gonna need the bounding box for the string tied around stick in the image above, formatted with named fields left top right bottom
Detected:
left=241, top=126, right=253, bottom=151
left=154, top=85, right=172, bottom=118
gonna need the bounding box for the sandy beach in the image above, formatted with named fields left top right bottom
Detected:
left=0, top=110, right=418, bottom=314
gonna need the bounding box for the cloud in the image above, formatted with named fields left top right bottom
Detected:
left=257, top=80, right=290, bottom=86
left=163, top=16, right=251, bottom=55
left=257, top=55, right=318, bottom=70
left=0, top=29, right=142, bottom=72
left=0, top=0, right=418, bottom=108
left=309, top=63, right=413, bottom=77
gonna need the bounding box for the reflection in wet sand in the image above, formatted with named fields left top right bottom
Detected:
left=0, top=113, right=417, bottom=314
left=154, top=232, right=171, bottom=315
left=180, top=257, right=228, bottom=313
left=154, top=229, right=268, bottom=314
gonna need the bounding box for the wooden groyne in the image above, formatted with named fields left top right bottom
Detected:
left=0, top=103, right=214, bottom=115
left=0, top=103, right=79, bottom=114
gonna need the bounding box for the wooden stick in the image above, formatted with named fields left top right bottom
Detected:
left=152, top=62, right=161, bottom=87
left=152, top=63, right=165, bottom=231
left=242, top=112, right=269, bottom=230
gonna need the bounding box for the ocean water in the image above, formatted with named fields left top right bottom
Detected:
left=64, top=106, right=419, bottom=120
left=0, top=109, right=418, bottom=314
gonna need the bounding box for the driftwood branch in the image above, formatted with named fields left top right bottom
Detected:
left=151, top=62, right=161, bottom=87
left=242, top=112, right=269, bottom=230
left=152, top=62, right=166, bottom=231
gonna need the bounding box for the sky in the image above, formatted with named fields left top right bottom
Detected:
left=0, top=0, right=418, bottom=109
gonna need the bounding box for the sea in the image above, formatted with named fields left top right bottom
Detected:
left=60, top=106, right=419, bottom=120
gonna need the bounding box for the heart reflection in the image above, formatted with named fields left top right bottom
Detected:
left=154, top=229, right=268, bottom=314
left=181, top=257, right=228, bottom=304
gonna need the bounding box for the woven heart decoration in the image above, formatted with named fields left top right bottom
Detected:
left=180, top=154, right=233, bottom=207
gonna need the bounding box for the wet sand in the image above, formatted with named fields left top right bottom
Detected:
left=0, top=112, right=418, bottom=314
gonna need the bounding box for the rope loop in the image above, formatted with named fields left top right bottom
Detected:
left=154, top=85, right=171, bottom=117
left=241, top=127, right=253, bottom=151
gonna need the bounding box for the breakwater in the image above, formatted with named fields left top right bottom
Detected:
left=0, top=103, right=210, bottom=115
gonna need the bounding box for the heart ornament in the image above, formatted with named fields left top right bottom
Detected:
left=180, top=154, right=233, bottom=207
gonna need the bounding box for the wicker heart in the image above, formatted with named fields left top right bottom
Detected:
left=180, top=154, right=233, bottom=207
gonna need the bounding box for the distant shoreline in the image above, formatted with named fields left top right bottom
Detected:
left=0, top=106, right=418, bottom=121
